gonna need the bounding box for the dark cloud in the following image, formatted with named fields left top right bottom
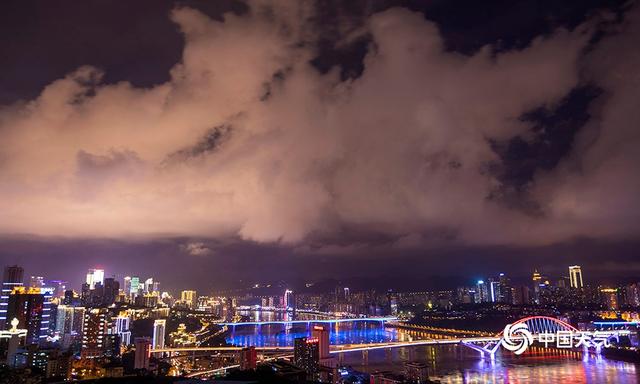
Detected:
left=0, top=0, right=638, bottom=280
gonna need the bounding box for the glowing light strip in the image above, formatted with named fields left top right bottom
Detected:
left=220, top=317, right=397, bottom=326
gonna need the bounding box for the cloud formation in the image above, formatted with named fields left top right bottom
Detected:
left=0, top=2, right=637, bottom=248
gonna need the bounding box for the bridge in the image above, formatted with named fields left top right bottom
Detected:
left=156, top=315, right=631, bottom=377
left=218, top=316, right=397, bottom=327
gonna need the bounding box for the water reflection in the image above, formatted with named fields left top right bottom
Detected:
left=228, top=310, right=640, bottom=383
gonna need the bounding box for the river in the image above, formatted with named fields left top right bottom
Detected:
left=227, top=310, right=639, bottom=383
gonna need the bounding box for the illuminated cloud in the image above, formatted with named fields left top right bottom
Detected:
left=0, top=2, right=637, bottom=249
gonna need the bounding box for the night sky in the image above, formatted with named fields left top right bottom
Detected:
left=1, top=0, right=639, bottom=292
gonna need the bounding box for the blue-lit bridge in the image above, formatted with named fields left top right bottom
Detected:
left=158, top=316, right=632, bottom=378
left=217, top=316, right=397, bottom=327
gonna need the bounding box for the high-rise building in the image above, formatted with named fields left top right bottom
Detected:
left=498, top=273, right=512, bottom=303
left=123, top=277, right=131, bottom=298
left=489, top=279, right=500, bottom=303
left=130, top=276, right=140, bottom=296
left=152, top=319, right=166, bottom=350
left=81, top=308, right=108, bottom=358
left=284, top=289, right=294, bottom=310
left=293, top=337, right=320, bottom=380
left=240, top=346, right=257, bottom=370
left=114, top=314, right=131, bottom=346
left=1, top=265, right=24, bottom=329
left=601, top=288, right=619, bottom=310
left=134, top=337, right=151, bottom=370
left=532, top=269, right=542, bottom=283
left=55, top=305, right=85, bottom=348
left=475, top=280, right=489, bottom=303
left=102, top=278, right=119, bottom=306
left=5, top=286, right=51, bottom=345
left=311, top=325, right=330, bottom=360
left=512, top=285, right=531, bottom=306
left=569, top=266, right=584, bottom=288
left=181, top=290, right=196, bottom=309
left=85, top=269, right=104, bottom=290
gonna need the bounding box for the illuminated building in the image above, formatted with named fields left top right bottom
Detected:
left=134, top=337, right=151, bottom=370
left=144, top=278, right=154, bottom=294
left=284, top=289, right=294, bottom=310
left=168, top=323, right=196, bottom=347
left=489, top=279, right=500, bottom=303
left=55, top=305, right=85, bottom=348
left=601, top=288, right=619, bottom=310
left=114, top=315, right=131, bottom=346
left=498, top=273, right=512, bottom=303
left=312, top=325, right=330, bottom=359
left=532, top=269, right=542, bottom=283
left=293, top=337, right=320, bottom=380
left=5, top=286, right=51, bottom=345
left=123, top=277, right=131, bottom=298
left=46, top=280, right=67, bottom=298
left=130, top=276, right=140, bottom=296
left=0, top=318, right=28, bottom=366
left=475, top=280, right=489, bottom=303
left=29, top=276, right=44, bottom=288
left=181, top=290, right=196, bottom=309
left=0, top=265, right=24, bottom=330
left=569, top=266, right=584, bottom=288
left=152, top=319, right=166, bottom=349
left=85, top=269, right=104, bottom=290
left=404, top=361, right=429, bottom=383
left=240, top=346, right=257, bottom=370
left=81, top=308, right=108, bottom=358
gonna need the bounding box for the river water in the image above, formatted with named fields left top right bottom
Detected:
left=227, top=310, right=639, bottom=383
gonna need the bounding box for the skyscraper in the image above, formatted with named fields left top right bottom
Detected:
left=569, top=265, right=584, bottom=288
left=130, top=276, right=140, bottom=296
left=293, top=337, right=320, bottom=380
left=102, top=277, right=119, bottom=306
left=5, top=286, right=50, bottom=345
left=1, top=265, right=24, bottom=330
left=152, top=319, right=166, bottom=350
left=123, top=277, right=131, bottom=298
left=85, top=269, right=104, bottom=290
left=81, top=308, right=108, bottom=358
left=283, top=289, right=294, bottom=310
left=311, top=325, right=330, bottom=360
left=55, top=305, right=85, bottom=348
left=114, top=315, right=131, bottom=346
left=181, top=290, right=196, bottom=309
left=475, top=280, right=489, bottom=303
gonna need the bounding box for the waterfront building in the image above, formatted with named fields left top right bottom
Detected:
left=293, top=337, right=320, bottom=380
left=239, top=346, right=257, bottom=370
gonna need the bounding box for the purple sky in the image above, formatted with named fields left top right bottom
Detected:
left=0, top=0, right=638, bottom=291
